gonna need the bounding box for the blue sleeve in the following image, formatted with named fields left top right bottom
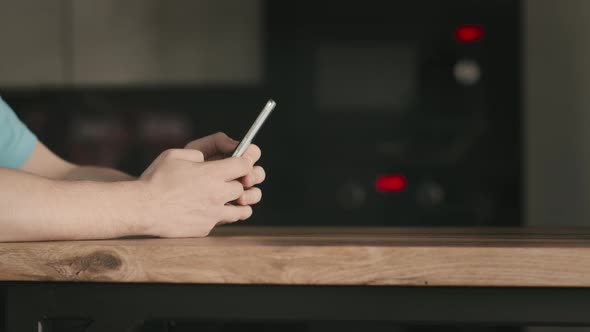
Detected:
left=0, top=97, right=37, bottom=169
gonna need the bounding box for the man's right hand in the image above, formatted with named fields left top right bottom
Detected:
left=137, top=148, right=257, bottom=238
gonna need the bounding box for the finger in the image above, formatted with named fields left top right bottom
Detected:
left=222, top=181, right=245, bottom=202
left=161, top=148, right=205, bottom=163
left=235, top=187, right=262, bottom=206
left=219, top=205, right=253, bottom=224
left=185, top=132, right=238, bottom=159
left=242, top=166, right=266, bottom=188
left=207, top=157, right=253, bottom=181
left=241, top=144, right=262, bottom=164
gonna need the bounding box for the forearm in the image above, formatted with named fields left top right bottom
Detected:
left=21, top=142, right=135, bottom=182
left=0, top=168, right=147, bottom=242
left=62, top=165, right=136, bottom=182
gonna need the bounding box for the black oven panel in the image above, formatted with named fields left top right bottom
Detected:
left=262, top=0, right=521, bottom=226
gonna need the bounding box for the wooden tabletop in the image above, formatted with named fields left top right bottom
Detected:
left=1, top=226, right=590, bottom=287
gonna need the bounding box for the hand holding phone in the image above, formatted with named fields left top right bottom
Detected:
left=232, top=99, right=276, bottom=157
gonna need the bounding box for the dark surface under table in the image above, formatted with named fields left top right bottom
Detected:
left=2, top=282, right=590, bottom=332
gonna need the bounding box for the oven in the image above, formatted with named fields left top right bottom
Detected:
left=260, top=0, right=522, bottom=226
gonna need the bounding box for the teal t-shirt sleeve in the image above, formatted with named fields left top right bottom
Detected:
left=0, top=97, right=37, bottom=169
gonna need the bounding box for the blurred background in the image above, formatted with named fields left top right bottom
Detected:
left=0, top=0, right=589, bottom=331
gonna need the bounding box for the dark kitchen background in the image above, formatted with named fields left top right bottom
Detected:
left=2, top=0, right=588, bottom=331
left=1, top=0, right=522, bottom=228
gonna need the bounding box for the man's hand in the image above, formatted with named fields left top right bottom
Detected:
left=138, top=148, right=258, bottom=238
left=0, top=132, right=266, bottom=242
left=185, top=132, right=266, bottom=206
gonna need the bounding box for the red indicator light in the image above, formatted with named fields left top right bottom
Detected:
left=376, top=174, right=407, bottom=193
left=455, top=25, right=484, bottom=43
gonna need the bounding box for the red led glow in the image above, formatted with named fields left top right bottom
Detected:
left=455, top=25, right=484, bottom=43
left=376, top=174, right=407, bottom=193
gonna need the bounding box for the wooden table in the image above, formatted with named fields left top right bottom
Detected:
left=2, top=226, right=590, bottom=331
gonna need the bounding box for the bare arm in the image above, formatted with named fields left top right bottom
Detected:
left=0, top=167, right=144, bottom=242
left=0, top=142, right=140, bottom=241
left=21, top=141, right=134, bottom=181
left=61, top=166, right=135, bottom=181
left=1, top=133, right=265, bottom=242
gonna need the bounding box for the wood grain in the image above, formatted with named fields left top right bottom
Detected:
left=1, top=227, right=590, bottom=287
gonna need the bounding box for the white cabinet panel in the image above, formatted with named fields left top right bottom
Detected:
left=0, top=0, right=64, bottom=86
left=526, top=0, right=590, bottom=228
left=72, top=0, right=262, bottom=85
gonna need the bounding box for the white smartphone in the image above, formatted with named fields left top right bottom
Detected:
left=232, top=99, right=276, bottom=157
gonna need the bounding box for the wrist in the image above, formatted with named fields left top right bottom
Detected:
left=120, top=180, right=154, bottom=237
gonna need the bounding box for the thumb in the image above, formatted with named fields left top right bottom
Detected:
left=186, top=132, right=238, bottom=159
